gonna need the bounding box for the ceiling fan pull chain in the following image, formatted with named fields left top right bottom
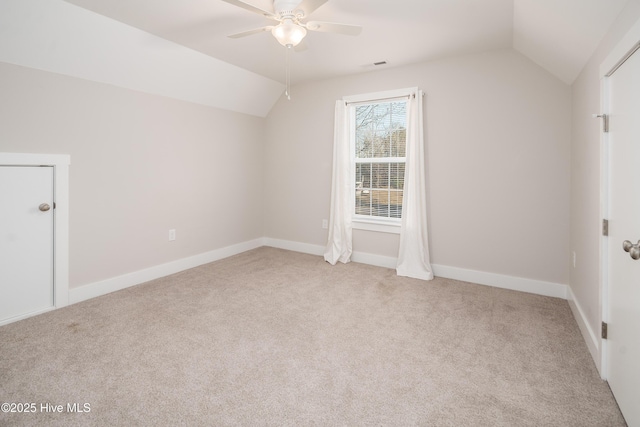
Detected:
left=285, top=44, right=292, bottom=100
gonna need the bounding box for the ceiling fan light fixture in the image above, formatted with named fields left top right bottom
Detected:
left=272, top=18, right=307, bottom=47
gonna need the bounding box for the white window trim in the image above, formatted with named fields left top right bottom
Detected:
left=352, top=218, right=401, bottom=234
left=344, top=87, right=416, bottom=234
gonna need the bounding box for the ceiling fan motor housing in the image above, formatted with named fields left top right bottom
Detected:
left=274, top=0, right=305, bottom=18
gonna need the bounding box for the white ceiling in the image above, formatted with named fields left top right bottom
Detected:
left=63, top=0, right=629, bottom=86
left=514, top=0, right=629, bottom=84
left=0, top=0, right=284, bottom=117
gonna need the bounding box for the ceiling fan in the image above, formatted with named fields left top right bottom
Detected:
left=220, top=0, right=362, bottom=48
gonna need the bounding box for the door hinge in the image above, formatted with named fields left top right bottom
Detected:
left=602, top=321, right=608, bottom=339
left=594, top=114, right=609, bottom=133
left=602, top=219, right=609, bottom=236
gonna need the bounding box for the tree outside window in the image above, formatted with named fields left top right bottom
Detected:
left=354, top=101, right=406, bottom=220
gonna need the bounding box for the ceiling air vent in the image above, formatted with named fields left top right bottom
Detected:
left=373, top=61, right=387, bottom=66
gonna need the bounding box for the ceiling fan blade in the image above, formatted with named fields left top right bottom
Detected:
left=219, top=0, right=278, bottom=20
left=296, top=0, right=328, bottom=17
left=228, top=26, right=275, bottom=38
left=305, top=21, right=362, bottom=36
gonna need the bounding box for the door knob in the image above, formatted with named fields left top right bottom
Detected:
left=38, top=203, right=50, bottom=212
left=622, top=240, right=640, bottom=260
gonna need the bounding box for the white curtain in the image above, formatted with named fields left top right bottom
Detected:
left=396, top=90, right=434, bottom=280
left=324, top=101, right=352, bottom=265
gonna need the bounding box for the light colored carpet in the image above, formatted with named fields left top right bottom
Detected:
left=0, top=247, right=625, bottom=426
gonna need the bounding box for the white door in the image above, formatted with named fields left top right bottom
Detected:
left=0, top=166, right=55, bottom=323
left=607, top=47, right=640, bottom=426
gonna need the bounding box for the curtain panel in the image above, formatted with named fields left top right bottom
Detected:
left=396, top=89, right=434, bottom=280
left=324, top=100, right=352, bottom=265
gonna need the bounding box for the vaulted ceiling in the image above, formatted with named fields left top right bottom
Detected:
left=64, top=0, right=628, bottom=85
left=0, top=0, right=631, bottom=117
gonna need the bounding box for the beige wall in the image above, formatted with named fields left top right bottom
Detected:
left=570, top=1, right=640, bottom=370
left=0, top=62, right=266, bottom=288
left=0, top=46, right=577, bottom=297
left=265, top=49, right=571, bottom=285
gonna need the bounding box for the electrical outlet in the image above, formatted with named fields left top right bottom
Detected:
left=169, top=229, right=176, bottom=241
left=322, top=219, right=328, bottom=229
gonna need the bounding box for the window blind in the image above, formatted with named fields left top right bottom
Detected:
left=353, top=100, right=407, bottom=219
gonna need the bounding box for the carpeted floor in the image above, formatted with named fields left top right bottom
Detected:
left=0, top=247, right=626, bottom=426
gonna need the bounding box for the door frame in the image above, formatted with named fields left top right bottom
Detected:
left=599, top=18, right=640, bottom=379
left=0, top=153, right=70, bottom=324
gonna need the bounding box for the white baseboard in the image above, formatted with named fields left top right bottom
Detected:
left=263, top=238, right=324, bottom=256
left=431, top=264, right=567, bottom=299
left=351, top=251, right=397, bottom=269
left=263, top=238, right=567, bottom=299
left=567, top=286, right=601, bottom=372
left=67, top=236, right=568, bottom=310
left=263, top=238, right=398, bottom=268
left=264, top=238, right=399, bottom=269
left=262, top=238, right=395, bottom=270
left=69, top=238, right=265, bottom=304
left=0, top=306, right=56, bottom=327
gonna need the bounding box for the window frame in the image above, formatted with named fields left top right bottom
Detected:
left=344, top=88, right=416, bottom=235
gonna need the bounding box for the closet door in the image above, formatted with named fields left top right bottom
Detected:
left=606, top=46, right=640, bottom=426
left=0, top=166, right=54, bottom=323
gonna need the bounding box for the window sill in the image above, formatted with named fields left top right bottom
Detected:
left=352, top=219, right=401, bottom=234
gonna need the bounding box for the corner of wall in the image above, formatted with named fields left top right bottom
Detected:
left=567, top=285, right=601, bottom=373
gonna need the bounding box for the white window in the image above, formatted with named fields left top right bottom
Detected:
left=346, top=89, right=411, bottom=234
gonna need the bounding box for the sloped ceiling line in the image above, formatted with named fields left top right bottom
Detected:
left=512, top=0, right=628, bottom=84
left=0, top=0, right=284, bottom=117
